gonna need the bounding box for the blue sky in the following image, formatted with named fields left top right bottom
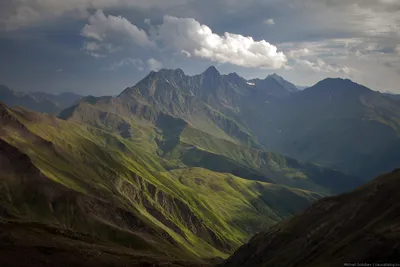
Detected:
left=0, top=0, right=399, bottom=95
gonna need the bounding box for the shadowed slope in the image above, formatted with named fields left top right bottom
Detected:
left=0, top=220, right=211, bottom=267
left=221, top=168, right=400, bottom=267
left=256, top=78, right=400, bottom=178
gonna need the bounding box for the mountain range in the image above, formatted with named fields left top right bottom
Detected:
left=0, top=85, right=82, bottom=114
left=70, top=66, right=400, bottom=179
left=1, top=66, right=400, bottom=266
left=257, top=78, right=400, bottom=178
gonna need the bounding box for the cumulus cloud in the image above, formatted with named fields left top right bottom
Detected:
left=152, top=16, right=287, bottom=69
left=296, top=59, right=351, bottom=74
left=264, top=19, right=275, bottom=25
left=80, top=12, right=287, bottom=68
left=108, top=57, right=162, bottom=71
left=282, top=39, right=365, bottom=59
left=108, top=58, right=145, bottom=71
left=181, top=50, right=192, bottom=57
left=280, top=40, right=355, bottom=74
left=286, top=48, right=311, bottom=58
left=144, top=18, right=152, bottom=25
left=147, top=58, right=163, bottom=71
left=81, top=10, right=153, bottom=49
left=82, top=41, right=119, bottom=57
left=83, top=42, right=102, bottom=52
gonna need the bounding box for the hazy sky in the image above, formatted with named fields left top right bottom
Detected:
left=0, top=0, right=399, bottom=95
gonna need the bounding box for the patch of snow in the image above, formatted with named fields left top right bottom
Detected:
left=247, top=82, right=255, bottom=86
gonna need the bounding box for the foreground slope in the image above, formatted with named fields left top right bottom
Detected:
left=221, top=168, right=400, bottom=267
left=0, top=101, right=321, bottom=262
left=0, top=220, right=210, bottom=267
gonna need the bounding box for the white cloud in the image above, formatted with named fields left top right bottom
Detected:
left=83, top=42, right=102, bottom=52
left=147, top=58, right=163, bottom=71
left=82, top=41, right=119, bottom=56
left=264, top=18, right=275, bottom=25
left=281, top=40, right=355, bottom=74
left=286, top=48, right=311, bottom=58
left=282, top=39, right=365, bottom=59
left=88, top=52, right=106, bottom=58
left=144, top=18, right=151, bottom=25
left=152, top=16, right=287, bottom=69
left=108, top=57, right=162, bottom=71
left=81, top=10, right=153, bottom=48
left=296, top=59, right=352, bottom=74
left=108, top=58, right=145, bottom=71
left=181, top=50, right=192, bottom=57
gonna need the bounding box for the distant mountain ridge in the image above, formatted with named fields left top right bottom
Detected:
left=255, top=77, right=400, bottom=178
left=58, top=67, right=400, bottom=179
left=0, top=85, right=82, bottom=114
left=58, top=76, right=361, bottom=195
left=60, top=67, right=299, bottom=149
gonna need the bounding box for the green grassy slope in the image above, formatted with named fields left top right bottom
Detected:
left=59, top=97, right=362, bottom=195
left=0, top=102, right=321, bottom=262
left=178, top=125, right=362, bottom=194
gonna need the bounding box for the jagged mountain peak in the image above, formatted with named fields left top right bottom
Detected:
left=225, top=72, right=246, bottom=85
left=199, top=66, right=224, bottom=87
left=265, top=73, right=299, bottom=93
left=226, top=72, right=240, bottom=78
left=157, top=68, right=185, bottom=77
left=145, top=68, right=186, bottom=81
left=202, top=65, right=220, bottom=76
left=246, top=73, right=298, bottom=97
left=266, top=73, right=281, bottom=79
left=120, top=68, right=188, bottom=98
left=266, top=73, right=287, bottom=84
